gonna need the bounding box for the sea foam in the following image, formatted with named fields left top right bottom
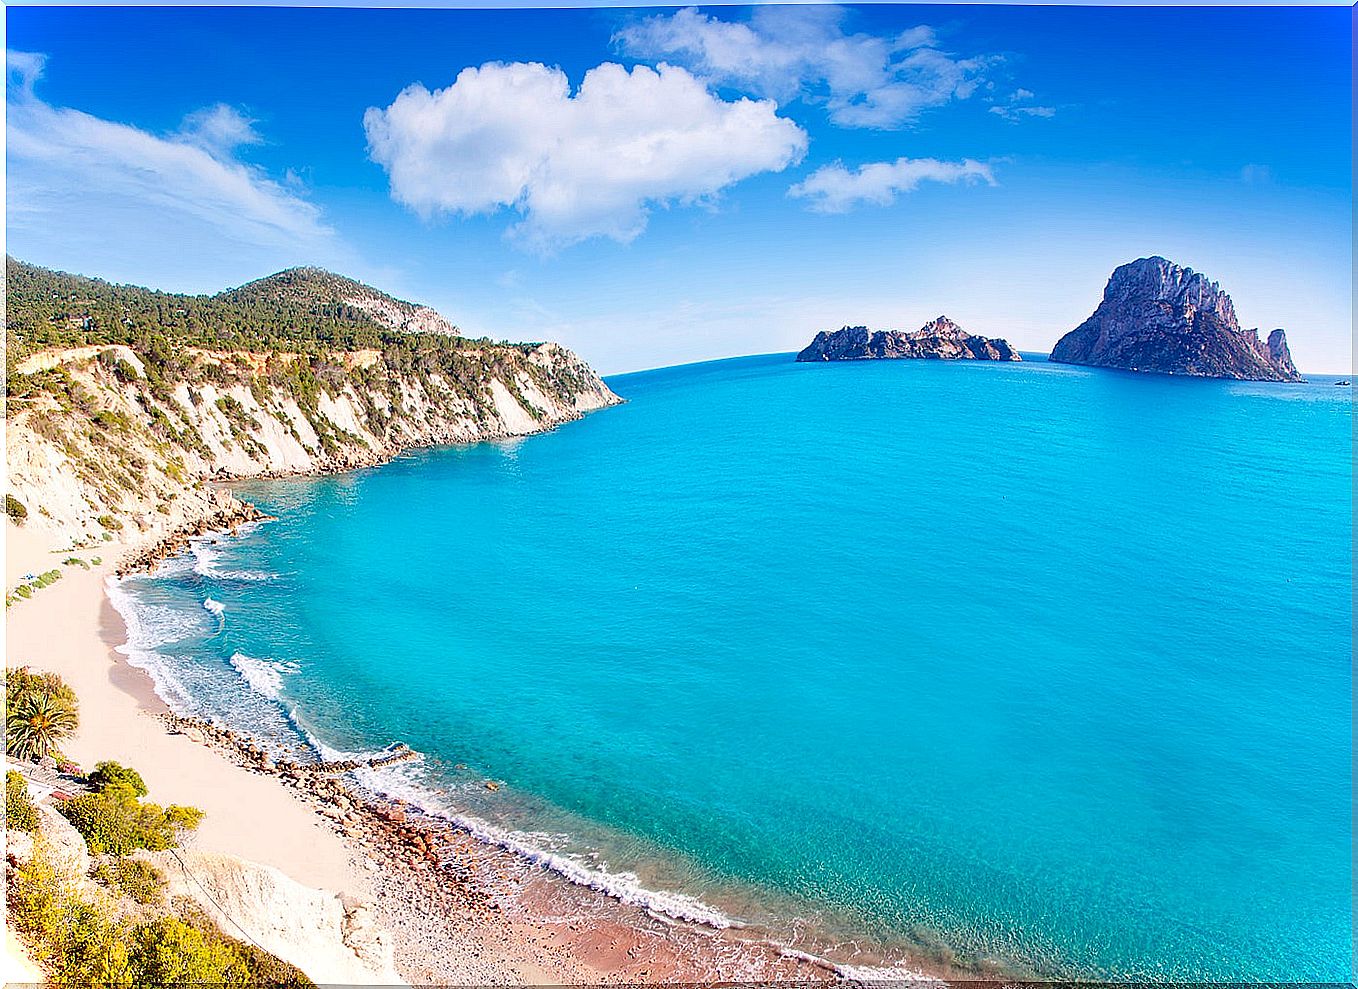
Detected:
left=228, top=652, right=299, bottom=702
left=190, top=535, right=276, bottom=581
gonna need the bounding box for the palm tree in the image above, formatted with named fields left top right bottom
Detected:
left=6, top=691, right=78, bottom=760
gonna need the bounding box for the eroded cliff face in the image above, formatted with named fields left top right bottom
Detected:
left=143, top=850, right=405, bottom=987
left=5, top=341, right=620, bottom=549
left=1049, top=257, right=1303, bottom=381
left=796, top=317, right=1021, bottom=362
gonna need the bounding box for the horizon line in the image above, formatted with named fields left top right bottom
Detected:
left=11, top=256, right=1351, bottom=378
left=601, top=350, right=1350, bottom=379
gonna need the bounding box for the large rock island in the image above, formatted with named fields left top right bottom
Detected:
left=796, top=317, right=1021, bottom=362
left=1049, top=257, right=1302, bottom=381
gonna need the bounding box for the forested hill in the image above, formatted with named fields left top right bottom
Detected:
left=3, top=258, right=620, bottom=547
left=4, top=258, right=471, bottom=365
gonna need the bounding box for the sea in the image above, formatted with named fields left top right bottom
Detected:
left=108, top=353, right=1353, bottom=981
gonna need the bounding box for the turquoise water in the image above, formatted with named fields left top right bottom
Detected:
left=114, top=354, right=1352, bottom=980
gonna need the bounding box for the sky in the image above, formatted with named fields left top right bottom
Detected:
left=4, top=4, right=1352, bottom=374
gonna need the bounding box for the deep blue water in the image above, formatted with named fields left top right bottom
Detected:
left=113, top=354, right=1352, bottom=980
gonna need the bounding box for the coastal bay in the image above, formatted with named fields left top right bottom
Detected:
left=95, top=353, right=1353, bottom=983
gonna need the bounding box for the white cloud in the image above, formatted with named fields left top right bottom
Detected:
left=7, top=49, right=45, bottom=94
left=176, top=103, right=263, bottom=157
left=615, top=6, right=997, bottom=130
left=5, top=49, right=348, bottom=291
left=989, top=104, right=1056, bottom=121
left=789, top=157, right=995, bottom=213
left=363, top=60, right=807, bottom=251
left=988, top=89, right=1056, bottom=122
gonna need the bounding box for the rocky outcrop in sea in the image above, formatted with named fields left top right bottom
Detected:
left=1049, top=257, right=1303, bottom=381
left=796, top=317, right=1022, bottom=362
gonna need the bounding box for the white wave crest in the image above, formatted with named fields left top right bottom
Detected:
left=832, top=961, right=945, bottom=983
left=106, top=577, right=200, bottom=711
left=190, top=536, right=276, bottom=581
left=324, top=749, right=735, bottom=930
left=228, top=652, right=299, bottom=701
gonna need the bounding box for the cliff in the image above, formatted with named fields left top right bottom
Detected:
left=144, top=849, right=405, bottom=986
left=1049, top=257, right=1302, bottom=381
left=796, top=317, right=1021, bottom=362
left=4, top=259, right=621, bottom=550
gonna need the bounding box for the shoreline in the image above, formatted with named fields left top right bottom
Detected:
left=100, top=534, right=958, bottom=984
left=7, top=519, right=953, bottom=984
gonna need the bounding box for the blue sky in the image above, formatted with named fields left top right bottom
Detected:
left=5, top=4, right=1351, bottom=373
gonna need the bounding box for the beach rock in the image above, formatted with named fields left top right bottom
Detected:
left=1049, top=257, right=1304, bottom=381
left=796, top=317, right=1021, bottom=362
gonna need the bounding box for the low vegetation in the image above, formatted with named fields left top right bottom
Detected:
left=86, top=760, right=148, bottom=797
left=9, top=842, right=314, bottom=986
left=6, top=569, right=65, bottom=609
left=5, top=494, right=28, bottom=523
left=7, top=770, right=39, bottom=831
left=4, top=672, right=312, bottom=985
left=58, top=788, right=204, bottom=857
left=91, top=857, right=165, bottom=907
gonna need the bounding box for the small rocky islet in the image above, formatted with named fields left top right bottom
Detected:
left=797, top=256, right=1306, bottom=382
left=796, top=316, right=1022, bottom=362
left=1050, top=256, right=1302, bottom=381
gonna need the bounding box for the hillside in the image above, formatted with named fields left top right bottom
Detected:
left=3, top=260, right=620, bottom=552
left=5, top=259, right=463, bottom=364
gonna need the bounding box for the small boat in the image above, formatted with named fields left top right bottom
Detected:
left=1336, top=380, right=1350, bottom=386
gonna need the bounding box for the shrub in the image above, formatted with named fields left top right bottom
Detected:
left=128, top=915, right=252, bottom=984
left=96, top=515, right=122, bottom=531
left=58, top=789, right=203, bottom=856
left=11, top=842, right=312, bottom=987
left=63, top=557, right=91, bottom=570
left=86, top=761, right=148, bottom=797
left=5, top=494, right=28, bottom=523
left=91, top=857, right=164, bottom=906
left=6, top=770, right=39, bottom=831
left=8, top=841, right=73, bottom=956
left=10, top=842, right=132, bottom=982
left=14, top=585, right=32, bottom=599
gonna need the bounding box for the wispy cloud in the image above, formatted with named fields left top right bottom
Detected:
left=176, top=103, right=264, bottom=157
left=5, top=49, right=349, bottom=291
left=364, top=60, right=808, bottom=251
left=6, top=49, right=45, bottom=94
left=615, top=6, right=998, bottom=130
left=988, top=88, right=1056, bottom=122
left=789, top=157, right=995, bottom=213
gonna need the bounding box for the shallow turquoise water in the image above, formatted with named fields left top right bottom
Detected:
left=115, top=354, right=1352, bottom=980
